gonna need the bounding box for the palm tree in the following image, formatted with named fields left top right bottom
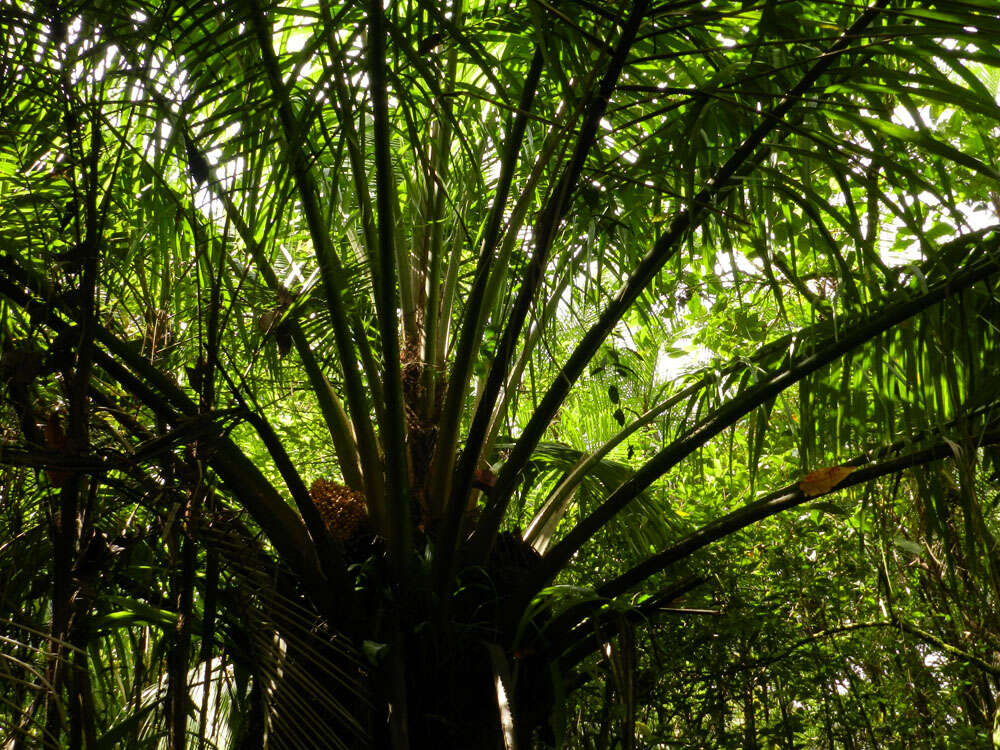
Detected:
left=2, top=0, right=1000, bottom=746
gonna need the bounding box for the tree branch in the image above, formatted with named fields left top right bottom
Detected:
left=456, top=0, right=653, bottom=558
left=474, top=0, right=892, bottom=556
left=248, top=0, right=385, bottom=512
left=368, top=0, right=413, bottom=568
left=599, top=429, right=1000, bottom=600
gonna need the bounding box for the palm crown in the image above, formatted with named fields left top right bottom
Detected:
left=2, top=0, right=1000, bottom=746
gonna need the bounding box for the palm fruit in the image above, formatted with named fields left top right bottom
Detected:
left=400, top=340, right=424, bottom=412
left=309, top=478, right=368, bottom=542
left=400, top=341, right=438, bottom=519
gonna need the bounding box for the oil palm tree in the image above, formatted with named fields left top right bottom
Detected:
left=2, top=0, right=1000, bottom=746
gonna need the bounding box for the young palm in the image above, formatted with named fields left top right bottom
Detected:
left=2, top=0, right=999, bottom=746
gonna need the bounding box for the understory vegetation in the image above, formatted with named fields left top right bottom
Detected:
left=2, top=0, right=1000, bottom=746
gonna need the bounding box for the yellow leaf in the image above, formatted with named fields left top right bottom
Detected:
left=798, top=466, right=856, bottom=497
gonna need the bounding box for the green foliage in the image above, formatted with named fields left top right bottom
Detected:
left=2, top=0, right=1000, bottom=746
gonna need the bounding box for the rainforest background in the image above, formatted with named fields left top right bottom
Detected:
left=2, top=0, right=1000, bottom=746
